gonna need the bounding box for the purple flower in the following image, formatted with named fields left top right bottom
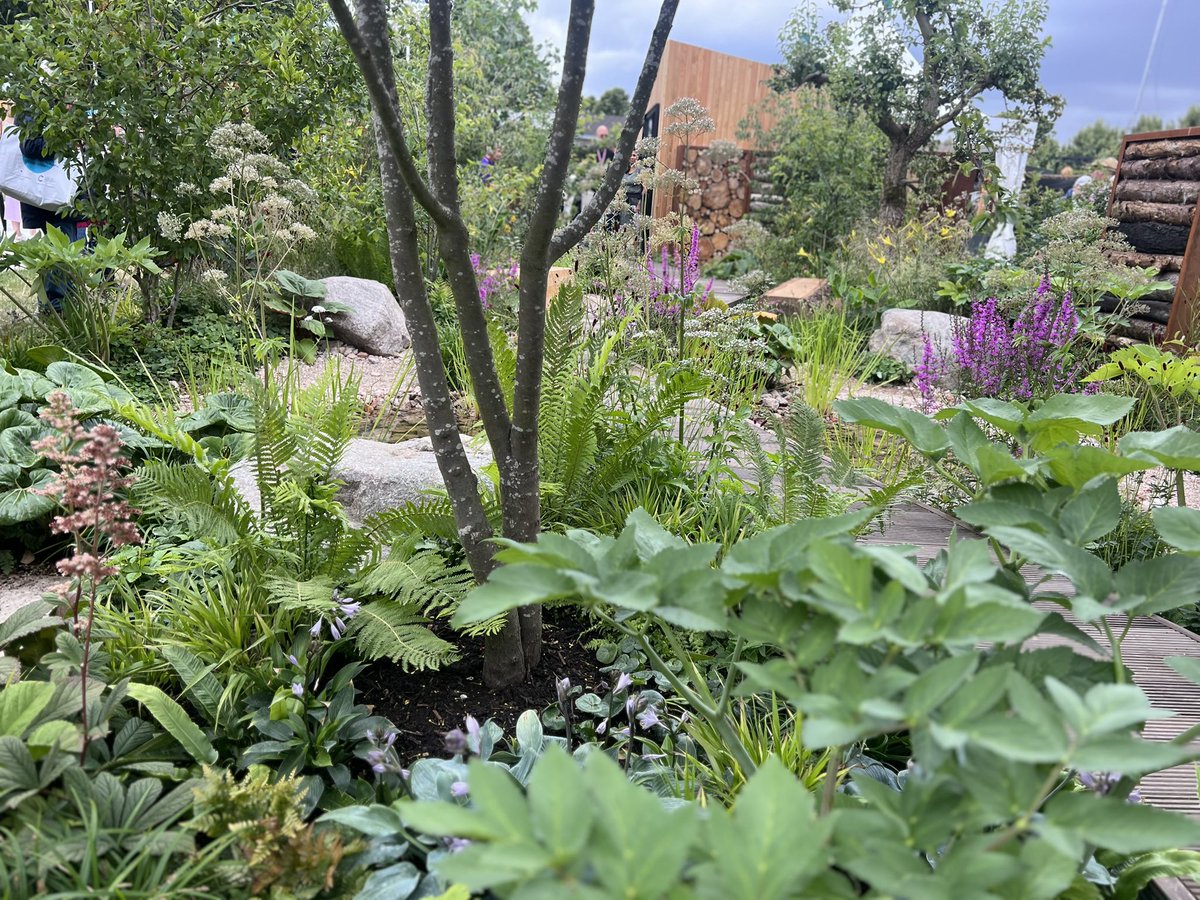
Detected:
left=309, top=620, right=321, bottom=639
left=637, top=705, right=662, bottom=730
left=612, top=672, right=633, bottom=695
left=445, top=837, right=472, bottom=853
left=556, top=676, right=571, bottom=709
left=337, top=598, right=361, bottom=620
left=444, top=728, right=468, bottom=755
left=286, top=654, right=299, bottom=666
left=450, top=780, right=469, bottom=798
left=290, top=682, right=304, bottom=698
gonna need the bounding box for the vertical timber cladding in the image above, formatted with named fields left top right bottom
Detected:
left=643, top=41, right=777, bottom=259
left=1105, top=127, right=1200, bottom=342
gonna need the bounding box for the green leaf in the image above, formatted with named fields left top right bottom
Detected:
left=527, top=744, right=591, bottom=861
left=834, top=398, right=949, bottom=457
left=1045, top=793, right=1200, bottom=854
left=1153, top=506, right=1200, bottom=553
left=274, top=268, right=327, bottom=298
left=126, top=682, right=217, bottom=765
left=984, top=526, right=1113, bottom=607
left=1059, top=480, right=1122, bottom=545
left=698, top=757, right=830, bottom=900
left=0, top=682, right=56, bottom=738
left=904, top=654, right=981, bottom=721
left=0, top=468, right=57, bottom=526
left=161, top=646, right=224, bottom=726
left=1027, top=394, right=1135, bottom=431
left=1113, top=850, right=1200, bottom=900
left=318, top=804, right=406, bottom=837
left=1120, top=427, right=1200, bottom=472
left=1114, top=555, right=1200, bottom=617
left=355, top=862, right=422, bottom=900
left=1045, top=445, right=1154, bottom=490
left=586, top=750, right=696, bottom=899
left=453, top=566, right=578, bottom=626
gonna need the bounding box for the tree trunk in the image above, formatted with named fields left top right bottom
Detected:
left=880, top=139, right=913, bottom=228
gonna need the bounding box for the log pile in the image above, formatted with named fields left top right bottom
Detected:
left=1105, top=128, right=1200, bottom=341
left=681, top=146, right=755, bottom=261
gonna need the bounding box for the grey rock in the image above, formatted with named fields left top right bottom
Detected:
left=231, top=435, right=492, bottom=525
left=320, top=276, right=411, bottom=357
left=868, top=309, right=967, bottom=375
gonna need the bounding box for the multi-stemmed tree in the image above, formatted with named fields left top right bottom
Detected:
left=327, top=0, right=680, bottom=687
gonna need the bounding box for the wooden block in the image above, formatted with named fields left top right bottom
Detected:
left=546, top=266, right=573, bottom=303
left=763, top=277, right=832, bottom=317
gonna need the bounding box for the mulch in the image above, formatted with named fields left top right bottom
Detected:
left=359, top=610, right=610, bottom=761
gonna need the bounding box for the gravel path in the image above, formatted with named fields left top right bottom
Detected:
left=0, top=573, right=57, bottom=623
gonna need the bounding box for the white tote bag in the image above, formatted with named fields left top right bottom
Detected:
left=0, top=131, right=78, bottom=211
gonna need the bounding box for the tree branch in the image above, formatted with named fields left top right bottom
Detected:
left=422, top=0, right=515, bottom=464
left=424, top=0, right=459, bottom=209
left=326, top=0, right=452, bottom=228
left=548, top=0, right=680, bottom=261
left=350, top=0, right=497, bottom=580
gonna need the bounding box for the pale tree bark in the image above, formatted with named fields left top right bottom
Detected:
left=330, top=0, right=679, bottom=687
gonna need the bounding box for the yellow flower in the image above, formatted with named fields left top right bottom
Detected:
left=871, top=252, right=887, bottom=265
left=939, top=227, right=951, bottom=237
left=945, top=208, right=957, bottom=217
left=881, top=235, right=894, bottom=247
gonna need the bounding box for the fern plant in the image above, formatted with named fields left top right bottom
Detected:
left=103, top=363, right=464, bottom=681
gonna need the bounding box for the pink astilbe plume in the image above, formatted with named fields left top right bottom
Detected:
left=32, top=390, right=141, bottom=760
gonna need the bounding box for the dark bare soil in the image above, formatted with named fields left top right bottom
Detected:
left=359, top=611, right=609, bottom=761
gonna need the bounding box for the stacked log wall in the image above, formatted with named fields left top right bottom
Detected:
left=677, top=145, right=755, bottom=262
left=1105, top=127, right=1200, bottom=342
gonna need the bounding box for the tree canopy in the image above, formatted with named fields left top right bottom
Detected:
left=779, top=0, right=1059, bottom=225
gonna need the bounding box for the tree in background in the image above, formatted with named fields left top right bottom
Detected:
left=327, top=0, right=680, bottom=687
left=579, top=87, right=632, bottom=122
left=0, top=0, right=358, bottom=318
left=744, top=87, right=885, bottom=272
left=779, top=0, right=1058, bottom=226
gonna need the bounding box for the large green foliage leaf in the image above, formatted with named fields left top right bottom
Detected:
left=126, top=683, right=217, bottom=765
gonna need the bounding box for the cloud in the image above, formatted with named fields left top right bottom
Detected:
left=527, top=0, right=1200, bottom=140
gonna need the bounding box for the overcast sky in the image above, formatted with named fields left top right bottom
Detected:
left=525, top=0, right=1198, bottom=140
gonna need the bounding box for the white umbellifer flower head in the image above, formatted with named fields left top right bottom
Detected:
left=259, top=193, right=294, bottom=219
left=199, top=268, right=229, bottom=284
left=287, top=223, right=317, bottom=242
left=231, top=163, right=260, bottom=183
left=210, top=204, right=239, bottom=222
left=209, top=176, right=233, bottom=194
left=635, top=136, right=661, bottom=158
left=208, top=122, right=270, bottom=159
left=310, top=305, right=327, bottom=314
left=185, top=220, right=233, bottom=240
left=176, top=181, right=202, bottom=197
left=157, top=212, right=183, bottom=243
left=665, top=97, right=716, bottom=136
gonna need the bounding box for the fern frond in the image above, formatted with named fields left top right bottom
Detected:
left=135, top=460, right=255, bottom=546
left=348, top=602, right=460, bottom=671
left=350, top=545, right=475, bottom=621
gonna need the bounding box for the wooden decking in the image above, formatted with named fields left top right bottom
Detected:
left=869, top=499, right=1200, bottom=899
